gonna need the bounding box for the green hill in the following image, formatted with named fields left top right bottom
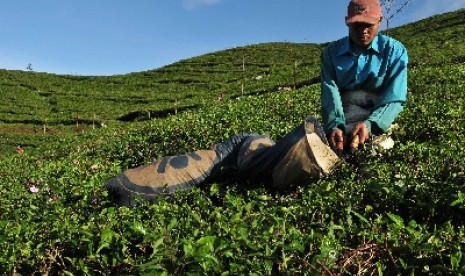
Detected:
left=0, top=41, right=324, bottom=156
left=1, top=8, right=464, bottom=154
left=0, top=43, right=322, bottom=126
left=0, top=9, right=464, bottom=275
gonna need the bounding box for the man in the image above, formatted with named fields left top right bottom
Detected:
left=109, top=0, right=412, bottom=205
left=321, top=0, right=408, bottom=154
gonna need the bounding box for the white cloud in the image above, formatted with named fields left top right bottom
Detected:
left=182, top=0, right=227, bottom=10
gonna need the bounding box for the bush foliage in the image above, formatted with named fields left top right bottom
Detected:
left=1, top=9, right=465, bottom=275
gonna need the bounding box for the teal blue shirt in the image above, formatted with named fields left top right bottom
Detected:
left=320, top=33, right=408, bottom=135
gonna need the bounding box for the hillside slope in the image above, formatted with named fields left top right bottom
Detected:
left=0, top=8, right=464, bottom=129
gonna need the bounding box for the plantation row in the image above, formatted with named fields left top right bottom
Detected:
left=0, top=43, right=321, bottom=128
left=0, top=42, right=323, bottom=157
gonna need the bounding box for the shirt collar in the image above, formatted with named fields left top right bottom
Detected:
left=336, top=33, right=380, bottom=56
left=370, top=34, right=380, bottom=53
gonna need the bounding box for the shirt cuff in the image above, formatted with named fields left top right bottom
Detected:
left=363, top=120, right=372, bottom=135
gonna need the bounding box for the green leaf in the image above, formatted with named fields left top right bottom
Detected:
left=97, top=228, right=117, bottom=253
left=451, top=251, right=462, bottom=270
left=131, top=221, right=146, bottom=235
left=450, top=199, right=462, bottom=207
left=352, top=210, right=370, bottom=225
left=387, top=213, right=404, bottom=228
left=152, top=237, right=165, bottom=251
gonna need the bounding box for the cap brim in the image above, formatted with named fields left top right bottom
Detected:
left=346, top=15, right=380, bottom=25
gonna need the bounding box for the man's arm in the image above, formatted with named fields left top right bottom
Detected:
left=365, top=101, right=404, bottom=135
left=320, top=48, right=346, bottom=137
left=368, top=41, right=408, bottom=134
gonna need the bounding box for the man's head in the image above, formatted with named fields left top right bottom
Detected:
left=345, top=0, right=383, bottom=47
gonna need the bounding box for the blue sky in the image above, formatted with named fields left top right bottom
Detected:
left=1, top=0, right=464, bottom=76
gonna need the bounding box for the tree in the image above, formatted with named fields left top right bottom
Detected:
left=380, top=0, right=414, bottom=30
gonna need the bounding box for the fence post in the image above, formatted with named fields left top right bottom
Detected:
left=241, top=56, right=245, bottom=96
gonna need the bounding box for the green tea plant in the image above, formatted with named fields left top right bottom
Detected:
left=0, top=8, right=465, bottom=275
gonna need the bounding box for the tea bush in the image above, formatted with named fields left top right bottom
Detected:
left=1, top=8, right=465, bottom=275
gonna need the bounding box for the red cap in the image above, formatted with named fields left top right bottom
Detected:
left=345, top=0, right=382, bottom=25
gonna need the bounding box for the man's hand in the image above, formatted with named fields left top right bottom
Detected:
left=351, top=122, right=370, bottom=149
left=328, top=129, right=345, bottom=155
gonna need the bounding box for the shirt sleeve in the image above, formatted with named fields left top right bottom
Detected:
left=367, top=40, right=408, bottom=135
left=376, top=42, right=408, bottom=107
left=320, top=47, right=346, bottom=136
left=365, top=101, right=404, bottom=135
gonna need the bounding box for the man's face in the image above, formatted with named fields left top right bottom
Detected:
left=348, top=20, right=380, bottom=47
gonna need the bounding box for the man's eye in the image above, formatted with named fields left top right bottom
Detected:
left=353, top=24, right=374, bottom=29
